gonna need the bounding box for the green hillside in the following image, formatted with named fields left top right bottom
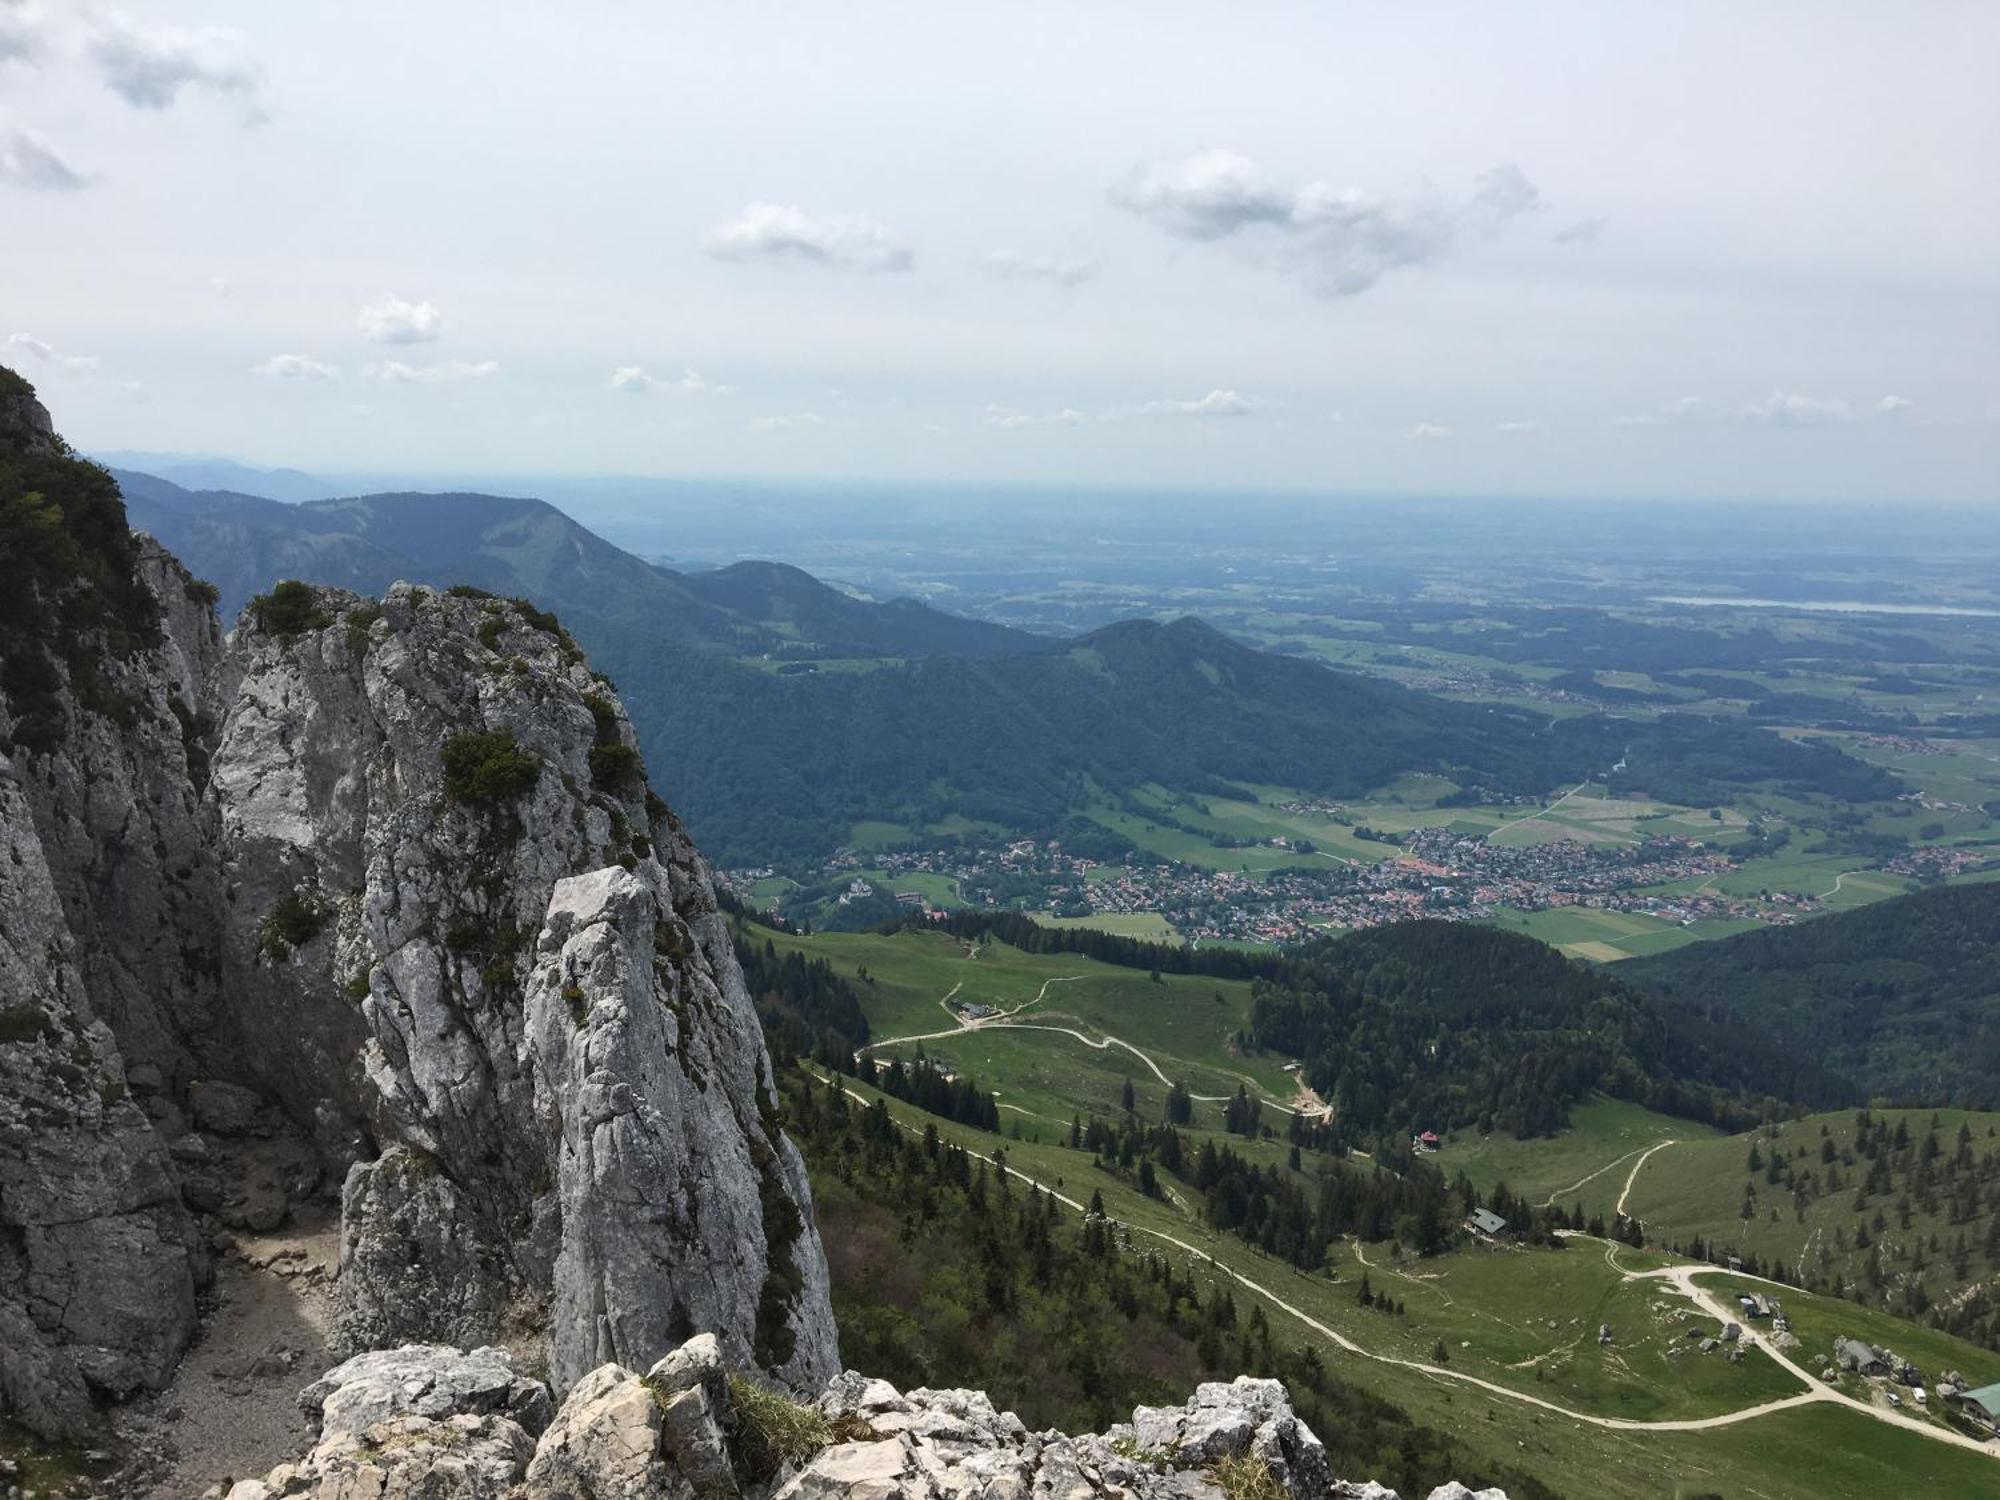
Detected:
left=1625, top=884, right=2000, bottom=1106
left=1619, top=1108, right=2000, bottom=1349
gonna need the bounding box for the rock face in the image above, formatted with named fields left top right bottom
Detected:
left=0, top=375, right=836, bottom=1443
left=222, top=1338, right=1504, bottom=1500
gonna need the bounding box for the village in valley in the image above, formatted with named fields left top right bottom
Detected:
left=727, top=818, right=1847, bottom=948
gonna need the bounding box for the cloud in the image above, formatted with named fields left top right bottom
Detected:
left=363, top=359, right=500, bottom=383
left=703, top=202, right=913, bottom=272
left=89, top=14, right=264, bottom=114
left=983, top=249, right=1097, bottom=286
left=1613, top=396, right=1708, bottom=429
left=1109, top=150, right=1296, bottom=240
left=7, top=332, right=99, bottom=371
left=358, top=295, right=444, bottom=344
left=1744, top=390, right=1853, bottom=427
left=1111, top=149, right=1545, bottom=296
left=1877, top=394, right=1915, bottom=415
left=1494, top=419, right=1544, bottom=434
left=983, top=404, right=1086, bottom=429
left=1553, top=215, right=1608, bottom=246
left=252, top=353, right=339, bottom=380
left=608, top=365, right=736, bottom=395
left=0, top=3, right=46, bottom=65
left=747, top=412, right=828, bottom=432
left=1407, top=422, right=1454, bottom=441
left=0, top=126, right=90, bottom=190
left=1125, top=388, right=1258, bottom=420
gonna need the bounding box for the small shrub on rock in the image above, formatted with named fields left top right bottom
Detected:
left=251, top=579, right=331, bottom=639
left=441, top=729, right=542, bottom=805
left=260, top=892, right=329, bottom=959
left=589, top=741, right=641, bottom=790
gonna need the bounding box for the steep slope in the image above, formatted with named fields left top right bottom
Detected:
left=0, top=373, right=837, bottom=1445
left=1624, top=882, right=2000, bottom=1106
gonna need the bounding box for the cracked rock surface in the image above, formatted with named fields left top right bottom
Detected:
left=219, top=1338, right=1506, bottom=1500
left=1, top=383, right=835, bottom=1453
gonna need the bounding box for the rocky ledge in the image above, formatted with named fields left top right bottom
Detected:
left=211, top=1337, right=1503, bottom=1500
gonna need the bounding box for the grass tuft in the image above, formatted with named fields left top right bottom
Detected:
left=1211, top=1453, right=1287, bottom=1500
left=725, top=1373, right=839, bottom=1480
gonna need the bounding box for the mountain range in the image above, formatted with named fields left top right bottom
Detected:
left=113, top=467, right=1899, bottom=865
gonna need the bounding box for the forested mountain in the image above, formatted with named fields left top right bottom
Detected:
left=1625, top=884, right=2000, bottom=1106
left=113, top=470, right=1036, bottom=659
left=1245, top=922, right=1858, bottom=1139
left=117, top=469, right=1901, bottom=864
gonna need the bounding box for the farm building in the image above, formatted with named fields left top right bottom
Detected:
left=1414, top=1130, right=1441, bottom=1151
left=1960, top=1382, right=2000, bottom=1432
left=1468, top=1207, right=1507, bottom=1236
left=1834, top=1338, right=1888, bottom=1377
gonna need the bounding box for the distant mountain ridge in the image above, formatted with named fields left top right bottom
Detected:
left=113, top=469, right=1040, bottom=661
left=112, top=467, right=1901, bottom=864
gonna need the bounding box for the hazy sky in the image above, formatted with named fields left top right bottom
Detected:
left=3, top=1, right=1996, bottom=500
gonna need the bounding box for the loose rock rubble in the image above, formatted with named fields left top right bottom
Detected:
left=208, top=1338, right=1505, bottom=1500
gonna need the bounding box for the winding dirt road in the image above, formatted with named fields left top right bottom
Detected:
left=810, top=1068, right=1995, bottom=1462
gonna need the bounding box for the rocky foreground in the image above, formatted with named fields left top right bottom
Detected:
left=208, top=1335, right=1501, bottom=1500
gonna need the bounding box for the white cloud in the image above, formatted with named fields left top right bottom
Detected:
left=703, top=201, right=913, bottom=272
left=252, top=353, right=339, bottom=380
left=1553, top=215, right=1607, bottom=246
left=1124, top=388, right=1258, bottom=420
left=89, top=14, right=264, bottom=115
left=207, top=273, right=231, bottom=296
left=116, top=379, right=150, bottom=403
left=7, top=331, right=99, bottom=371
left=1877, top=394, right=1915, bottom=415
left=608, top=365, right=736, bottom=395
left=1494, top=419, right=1544, bottom=434
left=363, top=359, right=500, bottom=383
left=358, top=295, right=444, bottom=344
left=0, top=126, right=89, bottom=190
left=0, top=3, right=46, bottom=65
left=983, top=404, right=1086, bottom=429
left=1613, top=396, right=1708, bottom=429
left=983, top=249, right=1096, bottom=286
left=1407, top=422, right=1454, bottom=440
left=747, top=411, right=828, bottom=431
left=1744, top=390, right=1853, bottom=427
left=1110, top=150, right=1296, bottom=240
left=1111, top=150, right=1546, bottom=296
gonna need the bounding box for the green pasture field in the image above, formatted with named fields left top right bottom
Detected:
left=1430, top=1094, right=1712, bottom=1214
left=818, top=1074, right=2000, bottom=1500
left=1620, top=1109, right=2000, bottom=1309
left=754, top=927, right=1296, bottom=1114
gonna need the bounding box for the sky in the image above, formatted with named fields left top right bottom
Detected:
left=2, top=0, right=1997, bottom=502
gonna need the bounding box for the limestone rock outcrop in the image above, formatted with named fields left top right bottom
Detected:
left=220, top=1339, right=1506, bottom=1500
left=0, top=374, right=836, bottom=1444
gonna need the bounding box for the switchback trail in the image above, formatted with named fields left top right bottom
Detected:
left=1535, top=1144, right=1656, bottom=1210
left=806, top=1069, right=1996, bottom=1461
left=1615, top=1139, right=1678, bottom=1218
left=857, top=956, right=1294, bottom=1113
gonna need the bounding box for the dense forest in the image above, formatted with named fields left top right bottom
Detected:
left=1626, top=884, right=2000, bottom=1106
left=782, top=1069, right=1555, bottom=1500
left=1247, top=922, right=1849, bottom=1139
